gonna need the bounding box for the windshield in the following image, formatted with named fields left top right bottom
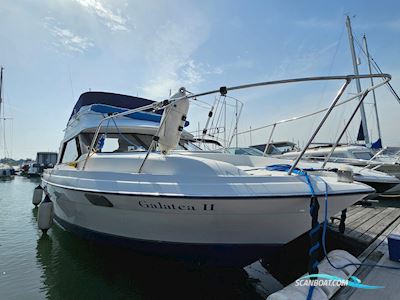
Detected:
left=268, top=145, right=284, bottom=155
left=178, top=140, right=203, bottom=151
left=79, top=133, right=152, bottom=153
left=352, top=151, right=373, bottom=160
left=226, top=148, right=264, bottom=156
left=79, top=133, right=205, bottom=153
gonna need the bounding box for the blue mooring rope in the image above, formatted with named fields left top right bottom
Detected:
left=300, top=171, right=320, bottom=300
left=266, top=164, right=400, bottom=299
left=266, top=165, right=320, bottom=299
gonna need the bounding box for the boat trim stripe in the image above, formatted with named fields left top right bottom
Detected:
left=42, top=178, right=372, bottom=199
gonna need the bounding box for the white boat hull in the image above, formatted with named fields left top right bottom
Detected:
left=43, top=179, right=367, bottom=266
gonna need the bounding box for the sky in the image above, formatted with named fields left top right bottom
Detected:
left=0, top=0, right=400, bottom=159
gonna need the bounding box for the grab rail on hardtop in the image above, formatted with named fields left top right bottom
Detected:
left=81, top=74, right=391, bottom=175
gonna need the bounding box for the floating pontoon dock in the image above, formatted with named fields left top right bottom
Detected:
left=333, top=205, right=400, bottom=299
left=248, top=204, right=400, bottom=299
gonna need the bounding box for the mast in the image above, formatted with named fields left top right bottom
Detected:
left=345, top=16, right=370, bottom=144
left=363, top=34, right=382, bottom=145
left=0, top=66, right=9, bottom=159
left=0, top=66, right=3, bottom=159
left=0, top=66, right=3, bottom=119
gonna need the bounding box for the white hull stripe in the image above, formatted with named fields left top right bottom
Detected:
left=42, top=178, right=370, bottom=199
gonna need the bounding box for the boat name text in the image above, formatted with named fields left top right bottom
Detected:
left=138, top=201, right=214, bottom=211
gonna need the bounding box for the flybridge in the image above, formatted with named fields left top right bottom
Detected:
left=89, top=104, right=189, bottom=127
left=69, top=91, right=162, bottom=120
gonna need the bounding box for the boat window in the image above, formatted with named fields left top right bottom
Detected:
left=179, top=140, right=203, bottom=151
left=223, top=147, right=264, bottom=156
left=352, top=151, right=373, bottom=160
left=268, top=145, right=282, bottom=155
left=175, top=143, right=186, bottom=150
left=225, top=148, right=235, bottom=154
left=102, top=138, right=120, bottom=152
left=61, top=138, right=79, bottom=163
left=306, top=154, right=325, bottom=158
left=242, top=148, right=264, bottom=156
left=79, top=133, right=152, bottom=153
left=331, top=152, right=348, bottom=158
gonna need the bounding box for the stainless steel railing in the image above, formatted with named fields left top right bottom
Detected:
left=81, top=74, right=391, bottom=175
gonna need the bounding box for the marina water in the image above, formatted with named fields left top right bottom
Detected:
left=0, top=176, right=261, bottom=299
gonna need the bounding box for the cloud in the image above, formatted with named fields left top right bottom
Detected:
left=74, top=0, right=129, bottom=31
left=44, top=18, right=94, bottom=53
left=273, top=41, right=338, bottom=78
left=141, top=18, right=221, bottom=98
left=181, top=60, right=223, bottom=85
left=142, top=57, right=223, bottom=99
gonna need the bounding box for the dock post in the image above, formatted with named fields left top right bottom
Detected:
left=339, top=209, right=347, bottom=234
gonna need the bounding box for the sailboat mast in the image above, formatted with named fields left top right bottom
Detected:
left=345, top=16, right=370, bottom=144
left=0, top=66, right=3, bottom=119
left=0, top=66, right=4, bottom=159
left=0, top=66, right=5, bottom=159
left=363, top=34, right=382, bottom=145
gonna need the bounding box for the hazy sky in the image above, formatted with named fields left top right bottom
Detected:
left=0, top=0, right=399, bottom=159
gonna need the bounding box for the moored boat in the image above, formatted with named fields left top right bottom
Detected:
left=42, top=88, right=374, bottom=266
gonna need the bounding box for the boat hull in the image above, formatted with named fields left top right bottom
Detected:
left=53, top=215, right=282, bottom=267
left=43, top=181, right=366, bottom=267
left=358, top=180, right=399, bottom=194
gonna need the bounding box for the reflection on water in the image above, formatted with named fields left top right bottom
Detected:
left=36, top=227, right=259, bottom=299
left=1, top=176, right=261, bottom=299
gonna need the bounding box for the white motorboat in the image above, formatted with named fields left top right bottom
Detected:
left=42, top=86, right=374, bottom=266
left=0, top=163, right=13, bottom=180
left=181, top=148, right=400, bottom=195
left=280, top=145, right=400, bottom=195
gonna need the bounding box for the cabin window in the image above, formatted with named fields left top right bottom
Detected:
left=331, top=152, right=348, bottom=158
left=61, top=138, right=79, bottom=163
left=352, top=151, right=373, bottom=160
left=102, top=137, right=120, bottom=152
left=306, top=154, right=325, bottom=160
left=79, top=133, right=152, bottom=153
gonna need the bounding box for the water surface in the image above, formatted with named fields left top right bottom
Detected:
left=0, top=176, right=261, bottom=299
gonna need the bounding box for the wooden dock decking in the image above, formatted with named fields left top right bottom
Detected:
left=331, top=204, right=400, bottom=299
left=330, top=205, right=400, bottom=246
left=249, top=203, right=400, bottom=299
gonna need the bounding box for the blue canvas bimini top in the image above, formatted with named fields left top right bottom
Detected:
left=71, top=91, right=189, bottom=127
left=70, top=91, right=162, bottom=120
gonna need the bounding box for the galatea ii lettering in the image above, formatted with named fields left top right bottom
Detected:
left=138, top=201, right=215, bottom=211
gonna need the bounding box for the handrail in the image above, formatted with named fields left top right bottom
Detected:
left=181, top=74, right=390, bottom=100
left=369, top=146, right=387, bottom=162
left=287, top=74, right=390, bottom=174
left=80, top=73, right=391, bottom=174
left=206, top=74, right=391, bottom=175
left=288, top=79, right=351, bottom=174
left=81, top=101, right=167, bottom=170
left=321, top=90, right=370, bottom=168
left=82, top=89, right=189, bottom=171
left=232, top=75, right=391, bottom=138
